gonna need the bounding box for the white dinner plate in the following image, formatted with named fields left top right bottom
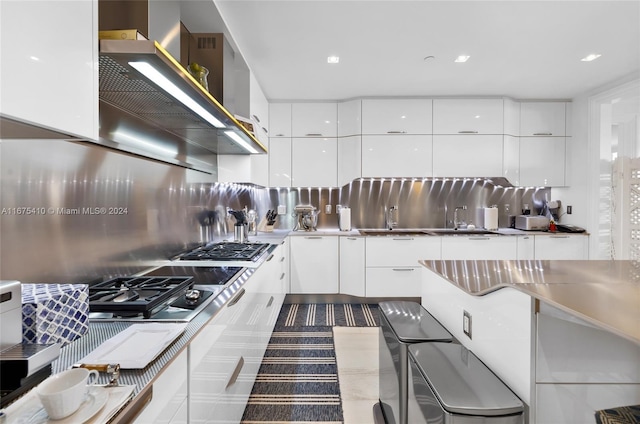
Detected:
left=78, top=323, right=187, bottom=369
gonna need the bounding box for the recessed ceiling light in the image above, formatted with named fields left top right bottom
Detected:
left=581, top=53, right=601, bottom=62
left=327, top=56, right=340, bottom=64
left=454, top=55, right=470, bottom=63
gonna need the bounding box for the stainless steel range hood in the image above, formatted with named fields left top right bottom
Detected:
left=99, top=39, right=267, bottom=156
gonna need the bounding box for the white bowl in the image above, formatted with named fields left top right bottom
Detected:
left=36, top=368, right=98, bottom=420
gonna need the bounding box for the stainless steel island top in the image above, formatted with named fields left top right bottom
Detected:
left=420, top=260, right=640, bottom=345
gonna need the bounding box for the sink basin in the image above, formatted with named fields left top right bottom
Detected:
left=424, top=229, right=496, bottom=236
left=358, top=229, right=431, bottom=236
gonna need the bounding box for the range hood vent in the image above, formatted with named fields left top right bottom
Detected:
left=99, top=39, right=267, bottom=156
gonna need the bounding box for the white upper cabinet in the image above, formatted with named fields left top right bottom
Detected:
left=503, top=98, right=521, bottom=137
left=269, top=137, right=292, bottom=187
left=362, top=135, right=433, bottom=177
left=291, top=137, right=338, bottom=187
left=520, top=102, right=567, bottom=136
left=1, top=0, right=98, bottom=140
left=433, top=99, right=504, bottom=134
left=269, top=103, right=292, bottom=137
left=249, top=72, right=270, bottom=144
left=432, top=135, right=503, bottom=177
left=338, top=99, right=362, bottom=137
left=338, top=136, right=361, bottom=186
left=292, top=103, right=338, bottom=137
left=519, top=136, right=566, bottom=186
left=362, top=99, right=433, bottom=134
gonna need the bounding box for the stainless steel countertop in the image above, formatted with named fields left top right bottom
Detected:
left=420, top=260, right=640, bottom=345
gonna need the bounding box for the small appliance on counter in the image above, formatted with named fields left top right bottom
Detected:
left=515, top=215, right=550, bottom=231
left=1, top=281, right=60, bottom=408
left=293, top=204, right=319, bottom=231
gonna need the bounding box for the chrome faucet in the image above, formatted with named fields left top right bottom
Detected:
left=453, top=205, right=467, bottom=229
left=385, top=205, right=398, bottom=230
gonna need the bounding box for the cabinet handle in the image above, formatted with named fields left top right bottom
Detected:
left=469, top=237, right=490, bottom=240
left=251, top=114, right=261, bottom=123
left=226, top=356, right=245, bottom=389
left=262, top=126, right=268, bottom=134
left=280, top=256, right=286, bottom=262
left=346, top=237, right=358, bottom=240
left=392, top=268, right=415, bottom=272
left=305, top=236, right=323, bottom=239
left=227, top=288, right=246, bottom=307
left=393, top=238, right=414, bottom=241
left=266, top=253, right=275, bottom=262
left=267, top=296, right=274, bottom=307
left=275, top=133, right=285, bottom=137
left=550, top=235, right=569, bottom=239
left=280, top=272, right=286, bottom=280
left=386, top=130, right=407, bottom=134
left=458, top=130, right=479, bottom=134
left=305, top=133, right=323, bottom=136
left=533, top=132, right=553, bottom=136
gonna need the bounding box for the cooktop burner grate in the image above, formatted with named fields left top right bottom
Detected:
left=88, top=276, right=193, bottom=318
left=179, top=242, right=269, bottom=261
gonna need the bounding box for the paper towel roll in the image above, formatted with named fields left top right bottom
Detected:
left=484, top=207, right=498, bottom=231
left=339, top=207, right=351, bottom=231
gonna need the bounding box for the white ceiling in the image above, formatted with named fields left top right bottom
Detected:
left=210, top=0, right=640, bottom=102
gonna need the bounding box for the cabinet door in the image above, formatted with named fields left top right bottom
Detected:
left=366, top=267, right=422, bottom=297
left=503, top=135, right=520, bottom=186
left=535, top=235, right=588, bottom=260
left=520, top=102, right=566, bottom=136
left=290, top=236, right=339, bottom=294
left=269, top=137, right=292, bottom=187
left=517, top=235, right=535, bottom=260
left=339, top=237, right=366, bottom=297
left=133, top=350, right=188, bottom=423
left=292, top=103, right=338, bottom=137
left=338, top=136, right=361, bottom=186
left=362, top=99, right=433, bottom=135
left=269, top=103, right=292, bottom=137
left=366, top=237, right=441, bottom=266
left=338, top=99, right=362, bottom=137
left=519, top=137, right=566, bottom=186
left=441, top=236, right=518, bottom=260
left=291, top=137, right=338, bottom=187
left=433, top=99, right=504, bottom=134
left=432, top=135, right=503, bottom=177
left=1, top=0, right=97, bottom=139
left=361, top=135, right=432, bottom=177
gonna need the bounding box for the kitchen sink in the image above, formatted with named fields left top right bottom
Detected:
left=424, top=229, right=497, bottom=236
left=358, top=229, right=498, bottom=236
left=358, top=229, right=432, bottom=236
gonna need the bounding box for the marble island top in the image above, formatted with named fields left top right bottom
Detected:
left=420, top=260, right=640, bottom=345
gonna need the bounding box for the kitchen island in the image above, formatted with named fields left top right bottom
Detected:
left=420, top=260, right=640, bottom=424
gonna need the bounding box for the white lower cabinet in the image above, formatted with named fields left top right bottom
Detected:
left=365, top=237, right=441, bottom=297
left=339, top=236, right=366, bottom=297
left=290, top=236, right=339, bottom=293
left=517, top=235, right=535, bottom=260
left=535, top=234, right=588, bottom=259
left=441, top=236, right=518, bottom=260
left=133, top=350, right=188, bottom=424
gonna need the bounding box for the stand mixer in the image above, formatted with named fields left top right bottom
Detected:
left=293, top=205, right=319, bottom=231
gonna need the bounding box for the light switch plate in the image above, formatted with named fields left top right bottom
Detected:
left=277, top=205, right=286, bottom=215
left=463, top=310, right=472, bottom=339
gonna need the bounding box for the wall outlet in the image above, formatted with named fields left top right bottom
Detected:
left=325, top=204, right=332, bottom=214
left=277, top=205, right=286, bottom=215
left=463, top=310, right=472, bottom=339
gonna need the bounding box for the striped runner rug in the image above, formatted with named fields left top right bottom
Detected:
left=241, top=303, right=380, bottom=423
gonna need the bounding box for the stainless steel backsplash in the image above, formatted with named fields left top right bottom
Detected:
left=0, top=139, right=548, bottom=283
